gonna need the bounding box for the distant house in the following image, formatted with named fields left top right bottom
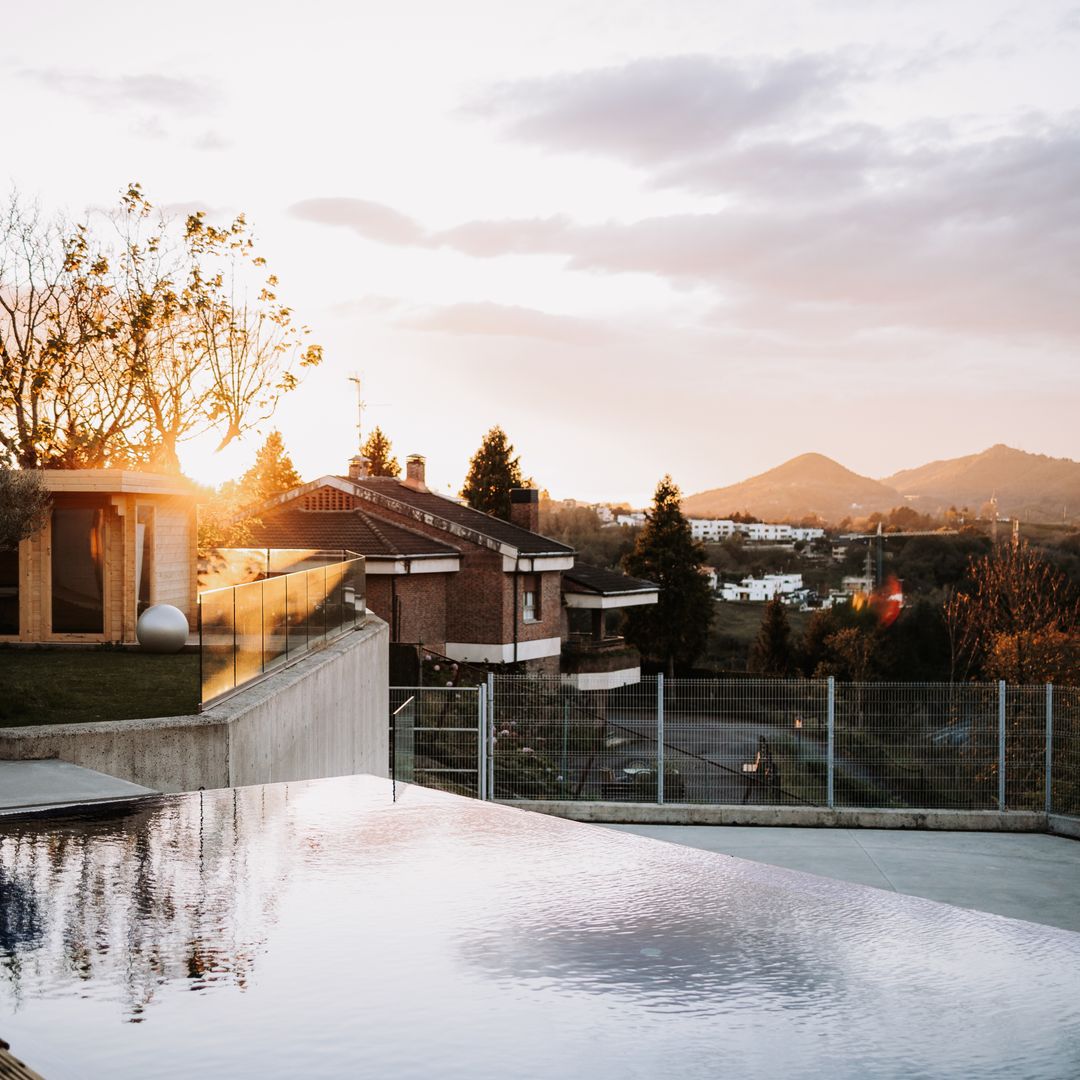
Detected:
left=228, top=453, right=658, bottom=677
left=0, top=470, right=197, bottom=644
left=719, top=573, right=804, bottom=603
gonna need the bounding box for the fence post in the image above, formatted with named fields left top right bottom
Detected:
left=826, top=677, right=835, bottom=810
left=998, top=680, right=1007, bottom=811
left=656, top=673, right=665, bottom=805
left=486, top=672, right=495, bottom=800
left=478, top=683, right=488, bottom=802
left=1045, top=683, right=1053, bottom=816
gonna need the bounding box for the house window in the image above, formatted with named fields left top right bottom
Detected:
left=522, top=575, right=541, bottom=623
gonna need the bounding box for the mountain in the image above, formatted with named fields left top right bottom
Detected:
left=682, top=453, right=903, bottom=524
left=883, top=445, right=1080, bottom=524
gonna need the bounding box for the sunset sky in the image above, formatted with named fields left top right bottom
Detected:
left=5, top=0, right=1078, bottom=504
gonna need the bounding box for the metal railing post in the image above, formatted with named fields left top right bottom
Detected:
left=1045, top=683, right=1054, bottom=816
left=656, top=673, right=665, bottom=805
left=478, top=683, right=488, bottom=801
left=826, top=677, right=835, bottom=809
left=998, top=679, right=1007, bottom=811
left=486, top=672, right=495, bottom=800
left=232, top=586, right=238, bottom=692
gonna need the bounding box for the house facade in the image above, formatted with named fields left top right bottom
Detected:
left=0, top=470, right=197, bottom=644
left=232, top=454, right=657, bottom=677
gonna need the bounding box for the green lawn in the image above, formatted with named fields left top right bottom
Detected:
left=705, top=601, right=813, bottom=672
left=0, top=648, right=200, bottom=727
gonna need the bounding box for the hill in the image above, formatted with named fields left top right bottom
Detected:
left=682, top=453, right=903, bottom=524
left=883, top=445, right=1080, bottom=524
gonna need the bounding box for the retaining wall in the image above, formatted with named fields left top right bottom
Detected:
left=0, top=616, right=389, bottom=793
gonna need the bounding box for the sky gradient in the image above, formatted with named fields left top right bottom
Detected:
left=5, top=0, right=1078, bottom=504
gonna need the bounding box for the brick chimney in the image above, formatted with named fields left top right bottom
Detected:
left=510, top=488, right=540, bottom=533
left=347, top=454, right=370, bottom=480
left=403, top=454, right=428, bottom=492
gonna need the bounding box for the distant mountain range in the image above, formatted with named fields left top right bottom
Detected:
left=682, top=445, right=1080, bottom=526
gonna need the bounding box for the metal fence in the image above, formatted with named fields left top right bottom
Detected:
left=391, top=675, right=1080, bottom=817
left=199, top=556, right=365, bottom=707
left=389, top=686, right=487, bottom=799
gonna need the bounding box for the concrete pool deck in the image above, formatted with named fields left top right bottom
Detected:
left=604, top=824, right=1080, bottom=933
left=0, top=759, right=155, bottom=813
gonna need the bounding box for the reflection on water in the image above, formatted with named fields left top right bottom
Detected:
left=0, top=787, right=289, bottom=1020
left=2, top=776, right=1079, bottom=1080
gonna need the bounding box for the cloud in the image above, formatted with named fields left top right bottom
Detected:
left=468, top=53, right=852, bottom=167
left=397, top=301, right=619, bottom=345
left=288, top=48, right=1080, bottom=349
left=20, top=69, right=215, bottom=112
left=193, top=130, right=230, bottom=151
left=290, top=197, right=428, bottom=246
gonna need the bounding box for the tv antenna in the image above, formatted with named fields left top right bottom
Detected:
left=347, top=374, right=390, bottom=446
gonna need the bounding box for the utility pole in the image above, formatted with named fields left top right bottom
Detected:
left=876, top=521, right=884, bottom=589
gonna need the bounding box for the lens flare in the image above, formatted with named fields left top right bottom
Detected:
left=870, top=575, right=903, bottom=627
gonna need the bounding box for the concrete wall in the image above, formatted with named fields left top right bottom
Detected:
left=0, top=615, right=389, bottom=793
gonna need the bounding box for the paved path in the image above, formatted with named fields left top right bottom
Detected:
left=0, top=760, right=154, bottom=814
left=604, top=824, right=1080, bottom=933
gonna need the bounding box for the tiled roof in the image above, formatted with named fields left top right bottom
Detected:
left=346, top=478, right=574, bottom=556
left=244, top=508, right=459, bottom=559
left=563, top=562, right=659, bottom=595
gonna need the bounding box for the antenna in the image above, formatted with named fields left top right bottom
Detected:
left=348, top=374, right=365, bottom=446
left=347, top=372, right=391, bottom=449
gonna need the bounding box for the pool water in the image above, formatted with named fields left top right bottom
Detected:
left=1, top=775, right=1078, bottom=1079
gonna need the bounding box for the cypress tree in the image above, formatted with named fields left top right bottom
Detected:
left=749, top=595, right=794, bottom=675
left=461, top=426, right=525, bottom=521
left=240, top=431, right=302, bottom=502
left=361, top=426, right=401, bottom=478
left=622, top=475, right=714, bottom=676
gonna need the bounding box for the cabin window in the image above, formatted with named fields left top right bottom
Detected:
left=0, top=547, right=19, bottom=635
left=137, top=505, right=154, bottom=615
left=51, top=506, right=105, bottom=634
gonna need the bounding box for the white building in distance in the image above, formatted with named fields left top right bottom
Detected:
left=689, top=519, right=826, bottom=543
left=719, top=573, right=805, bottom=603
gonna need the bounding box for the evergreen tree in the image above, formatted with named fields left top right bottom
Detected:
left=360, top=426, right=400, bottom=478
left=240, top=431, right=302, bottom=503
left=622, top=475, right=714, bottom=676
left=461, top=426, right=524, bottom=521
left=749, top=595, right=794, bottom=675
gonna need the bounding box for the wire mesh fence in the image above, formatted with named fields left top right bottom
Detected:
left=1052, top=684, right=1080, bottom=818
left=833, top=682, right=1000, bottom=810
left=389, top=687, right=484, bottom=798
left=388, top=676, right=1079, bottom=818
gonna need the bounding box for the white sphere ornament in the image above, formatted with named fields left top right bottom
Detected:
left=137, top=604, right=189, bottom=654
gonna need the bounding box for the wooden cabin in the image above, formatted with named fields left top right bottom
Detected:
left=0, top=471, right=197, bottom=645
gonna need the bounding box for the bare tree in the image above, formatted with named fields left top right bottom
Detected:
left=0, top=184, right=321, bottom=472
left=943, top=543, right=1080, bottom=683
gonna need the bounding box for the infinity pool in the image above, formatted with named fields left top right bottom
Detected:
left=1, top=775, right=1078, bottom=1079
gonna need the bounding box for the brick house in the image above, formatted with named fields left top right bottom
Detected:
left=234, top=454, right=657, bottom=679
left=0, top=470, right=197, bottom=644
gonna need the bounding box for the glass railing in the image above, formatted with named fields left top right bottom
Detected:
left=198, top=556, right=366, bottom=707
left=198, top=548, right=363, bottom=593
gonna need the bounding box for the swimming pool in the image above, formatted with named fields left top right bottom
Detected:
left=2, top=775, right=1078, bottom=1078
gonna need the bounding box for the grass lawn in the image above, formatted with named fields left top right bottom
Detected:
left=705, top=601, right=813, bottom=672
left=0, top=648, right=200, bottom=727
